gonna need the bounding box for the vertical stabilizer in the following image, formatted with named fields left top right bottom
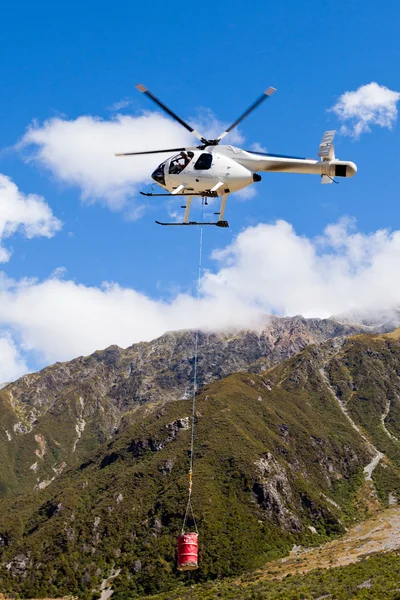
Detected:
left=318, top=130, right=336, bottom=161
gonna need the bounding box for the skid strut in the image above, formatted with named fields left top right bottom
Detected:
left=155, top=192, right=230, bottom=227
left=183, top=197, right=193, bottom=224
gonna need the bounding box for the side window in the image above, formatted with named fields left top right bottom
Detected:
left=194, top=153, right=213, bottom=170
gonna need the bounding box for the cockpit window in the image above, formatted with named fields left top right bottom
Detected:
left=169, top=152, right=194, bottom=175
left=152, top=161, right=166, bottom=186
left=194, top=153, right=213, bottom=170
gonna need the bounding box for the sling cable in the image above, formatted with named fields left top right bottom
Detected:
left=177, top=204, right=205, bottom=571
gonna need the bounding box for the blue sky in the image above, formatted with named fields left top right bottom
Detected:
left=1, top=0, right=400, bottom=378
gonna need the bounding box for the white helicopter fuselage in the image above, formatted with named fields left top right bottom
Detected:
left=153, top=145, right=357, bottom=196
left=158, top=147, right=254, bottom=195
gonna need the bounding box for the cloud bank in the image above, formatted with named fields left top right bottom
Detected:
left=331, top=82, right=400, bottom=138
left=1, top=217, right=400, bottom=376
left=0, top=174, right=61, bottom=262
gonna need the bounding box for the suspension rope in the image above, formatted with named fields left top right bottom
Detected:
left=181, top=200, right=204, bottom=535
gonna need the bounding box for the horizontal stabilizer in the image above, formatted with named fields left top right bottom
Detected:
left=318, top=130, right=336, bottom=161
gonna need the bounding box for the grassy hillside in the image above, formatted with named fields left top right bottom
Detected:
left=0, top=346, right=371, bottom=598
left=149, top=550, right=400, bottom=599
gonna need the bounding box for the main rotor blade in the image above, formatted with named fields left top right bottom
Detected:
left=115, top=147, right=192, bottom=157
left=216, top=87, right=277, bottom=142
left=136, top=84, right=205, bottom=143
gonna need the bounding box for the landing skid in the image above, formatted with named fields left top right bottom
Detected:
left=140, top=191, right=218, bottom=198
left=151, top=190, right=230, bottom=229
left=156, top=220, right=229, bottom=227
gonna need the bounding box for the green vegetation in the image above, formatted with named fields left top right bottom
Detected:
left=149, top=550, right=400, bottom=599
left=0, top=363, right=369, bottom=597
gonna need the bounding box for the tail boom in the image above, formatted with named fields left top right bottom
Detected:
left=255, top=157, right=357, bottom=178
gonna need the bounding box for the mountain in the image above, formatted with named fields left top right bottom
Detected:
left=0, top=315, right=367, bottom=497
left=1, top=329, right=400, bottom=598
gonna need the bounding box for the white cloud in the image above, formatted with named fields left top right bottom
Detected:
left=250, top=142, right=267, bottom=153
left=190, top=108, right=244, bottom=145
left=331, top=82, right=400, bottom=138
left=2, top=217, right=400, bottom=373
left=207, top=218, right=400, bottom=317
left=0, top=175, right=61, bottom=262
left=235, top=186, right=257, bottom=200
left=49, top=266, right=67, bottom=279
left=19, top=113, right=195, bottom=212
left=0, top=334, right=29, bottom=383
left=109, top=98, right=133, bottom=111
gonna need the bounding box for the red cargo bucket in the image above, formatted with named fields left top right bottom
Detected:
left=177, top=532, right=198, bottom=571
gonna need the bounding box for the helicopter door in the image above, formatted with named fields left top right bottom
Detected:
left=165, top=152, right=195, bottom=193
left=190, top=152, right=214, bottom=188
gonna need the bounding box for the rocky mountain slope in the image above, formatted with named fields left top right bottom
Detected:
left=1, top=330, right=400, bottom=598
left=0, top=315, right=367, bottom=497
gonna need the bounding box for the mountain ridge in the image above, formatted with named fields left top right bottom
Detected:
left=0, top=314, right=371, bottom=497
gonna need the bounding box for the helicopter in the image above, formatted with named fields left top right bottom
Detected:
left=115, top=84, right=357, bottom=227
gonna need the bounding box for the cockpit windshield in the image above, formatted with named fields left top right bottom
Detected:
left=152, top=161, right=167, bottom=186
left=169, top=152, right=194, bottom=175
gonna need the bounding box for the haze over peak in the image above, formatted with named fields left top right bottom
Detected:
left=333, top=307, right=400, bottom=331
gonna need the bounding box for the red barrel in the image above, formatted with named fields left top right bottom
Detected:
left=177, top=532, right=198, bottom=570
